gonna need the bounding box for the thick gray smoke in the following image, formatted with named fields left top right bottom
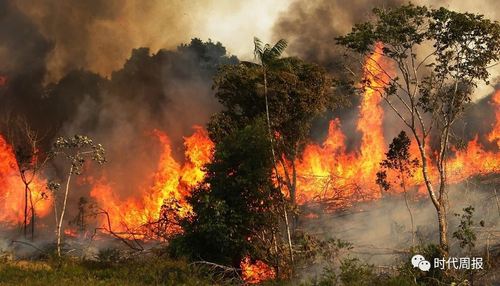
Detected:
left=272, top=0, right=499, bottom=147
left=0, top=0, right=238, bottom=237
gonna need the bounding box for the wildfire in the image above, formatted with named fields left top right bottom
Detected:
left=293, top=43, right=394, bottom=204
left=0, top=43, right=497, bottom=245
left=293, top=44, right=499, bottom=205
left=0, top=135, right=51, bottom=226
left=90, top=126, right=214, bottom=238
left=240, top=256, right=276, bottom=284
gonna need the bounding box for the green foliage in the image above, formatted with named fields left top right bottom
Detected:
left=301, top=257, right=416, bottom=286
left=376, top=131, right=419, bottom=191
left=211, top=55, right=338, bottom=162
left=337, top=3, right=500, bottom=119
left=453, top=206, right=479, bottom=252
left=0, top=257, right=222, bottom=286
left=97, top=248, right=122, bottom=265
left=253, top=37, right=288, bottom=67
left=398, top=244, right=446, bottom=285
left=338, top=258, right=376, bottom=286
left=171, top=120, right=282, bottom=267
left=292, top=231, right=353, bottom=269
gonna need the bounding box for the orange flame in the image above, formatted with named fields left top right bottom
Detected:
left=293, top=43, right=394, bottom=204
left=90, top=126, right=214, bottom=238
left=293, top=43, right=499, bottom=205
left=240, top=256, right=276, bottom=284
left=0, top=135, right=51, bottom=225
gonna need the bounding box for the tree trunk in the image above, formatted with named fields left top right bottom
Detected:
left=29, top=188, right=35, bottom=240
left=415, top=135, right=449, bottom=255
left=23, top=184, right=28, bottom=238
left=400, top=169, right=415, bottom=247
left=290, top=160, right=297, bottom=204
left=263, top=69, right=294, bottom=267
left=56, top=165, right=73, bottom=257
left=437, top=202, right=448, bottom=254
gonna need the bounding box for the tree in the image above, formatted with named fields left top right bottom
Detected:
left=211, top=39, right=340, bottom=204
left=376, top=131, right=419, bottom=246
left=48, top=135, right=105, bottom=257
left=173, top=120, right=283, bottom=272
left=337, top=4, right=500, bottom=254
left=3, top=116, right=49, bottom=240
left=210, top=40, right=340, bottom=268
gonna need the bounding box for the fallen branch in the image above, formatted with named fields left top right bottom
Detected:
left=10, top=240, right=46, bottom=254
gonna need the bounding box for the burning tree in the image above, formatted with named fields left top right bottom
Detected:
left=173, top=120, right=283, bottom=275
left=48, top=135, right=105, bottom=257
left=2, top=116, right=49, bottom=240
left=337, top=4, right=500, bottom=254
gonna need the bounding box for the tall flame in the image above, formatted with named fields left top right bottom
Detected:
left=90, top=126, right=214, bottom=237
left=294, top=43, right=394, bottom=204
left=0, top=135, right=51, bottom=225
left=293, top=43, right=499, bottom=205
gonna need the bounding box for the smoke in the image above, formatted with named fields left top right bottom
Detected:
left=13, top=0, right=206, bottom=82
left=297, top=180, right=499, bottom=279
left=48, top=41, right=238, bottom=209
left=272, top=0, right=499, bottom=148
left=273, top=0, right=500, bottom=272
left=10, top=0, right=291, bottom=83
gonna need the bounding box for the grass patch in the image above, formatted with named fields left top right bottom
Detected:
left=0, top=257, right=219, bottom=286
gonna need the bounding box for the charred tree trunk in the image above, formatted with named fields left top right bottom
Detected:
left=29, top=188, right=35, bottom=240
left=23, top=184, right=28, bottom=238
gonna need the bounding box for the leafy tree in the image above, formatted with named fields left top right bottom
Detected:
left=210, top=40, right=340, bottom=268
left=48, top=135, right=105, bottom=257
left=211, top=39, right=340, bottom=204
left=173, top=120, right=283, bottom=271
left=376, top=131, right=419, bottom=245
left=337, top=4, right=500, bottom=254
left=453, top=206, right=480, bottom=253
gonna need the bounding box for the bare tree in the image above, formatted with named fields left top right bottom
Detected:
left=4, top=116, right=49, bottom=240
left=48, top=135, right=105, bottom=257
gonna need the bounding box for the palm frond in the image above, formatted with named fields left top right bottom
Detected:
left=253, top=37, right=263, bottom=60
left=269, top=39, right=288, bottom=59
